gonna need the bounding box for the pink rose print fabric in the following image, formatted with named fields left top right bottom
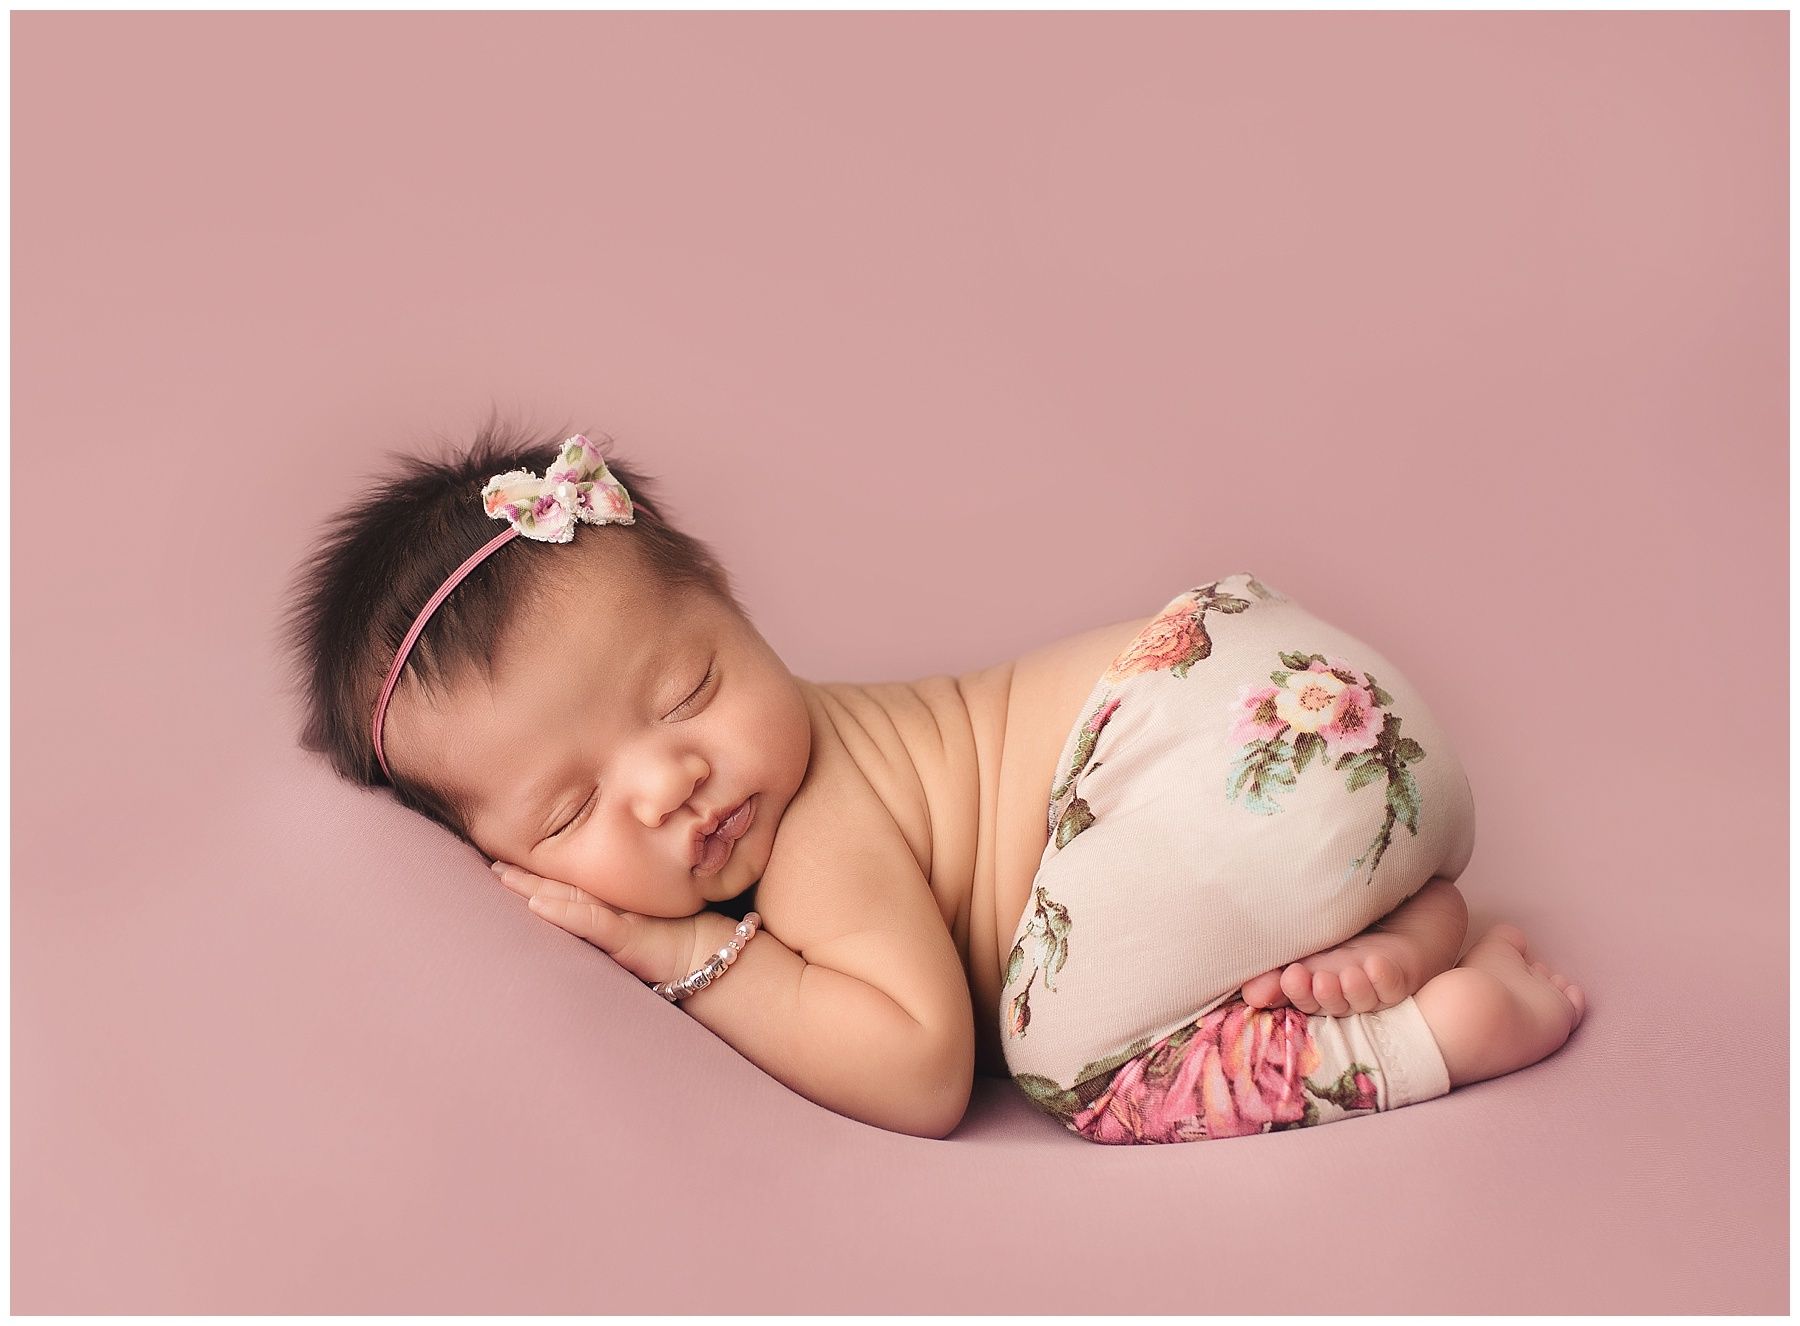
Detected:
left=1001, top=573, right=1473, bottom=1143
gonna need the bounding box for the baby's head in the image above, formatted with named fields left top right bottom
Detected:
left=280, top=413, right=812, bottom=918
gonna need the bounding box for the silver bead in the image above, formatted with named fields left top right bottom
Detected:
left=652, top=914, right=762, bottom=1002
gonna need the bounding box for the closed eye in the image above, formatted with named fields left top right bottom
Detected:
left=544, top=661, right=716, bottom=841
left=546, top=789, right=595, bottom=839
left=670, top=659, right=717, bottom=718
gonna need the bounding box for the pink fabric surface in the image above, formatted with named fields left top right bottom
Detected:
left=12, top=11, right=1785, bottom=1314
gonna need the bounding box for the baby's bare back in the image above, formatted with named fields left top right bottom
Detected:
left=755, top=612, right=1156, bottom=1078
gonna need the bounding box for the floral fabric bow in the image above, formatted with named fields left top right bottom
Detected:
left=480, top=434, right=636, bottom=542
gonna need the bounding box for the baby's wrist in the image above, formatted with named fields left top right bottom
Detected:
left=682, top=910, right=748, bottom=982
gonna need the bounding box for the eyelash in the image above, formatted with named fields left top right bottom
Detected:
left=545, top=661, right=718, bottom=839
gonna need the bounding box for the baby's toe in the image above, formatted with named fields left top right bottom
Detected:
left=1365, top=954, right=1408, bottom=1005
left=1240, top=969, right=1288, bottom=1009
left=1281, top=962, right=1322, bottom=1014
left=1338, top=963, right=1378, bottom=1013
left=1312, top=969, right=1351, bottom=1017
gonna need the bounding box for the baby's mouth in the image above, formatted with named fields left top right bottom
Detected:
left=692, top=796, right=756, bottom=876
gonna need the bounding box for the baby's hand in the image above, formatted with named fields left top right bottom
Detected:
left=489, top=861, right=700, bottom=989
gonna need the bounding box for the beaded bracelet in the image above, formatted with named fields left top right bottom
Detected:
left=652, top=912, right=762, bottom=1003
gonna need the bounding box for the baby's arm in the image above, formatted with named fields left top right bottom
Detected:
left=1240, top=876, right=1468, bottom=1014
left=675, top=790, right=975, bottom=1138
left=494, top=845, right=974, bottom=1138
left=678, top=899, right=975, bottom=1139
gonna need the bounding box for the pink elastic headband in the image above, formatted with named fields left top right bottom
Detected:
left=371, top=435, right=637, bottom=782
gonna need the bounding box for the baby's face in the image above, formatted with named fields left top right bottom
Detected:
left=386, top=568, right=811, bottom=918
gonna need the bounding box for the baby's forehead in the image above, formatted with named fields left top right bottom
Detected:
left=482, top=582, right=712, bottom=707
left=524, top=554, right=712, bottom=631
left=531, top=570, right=704, bottom=640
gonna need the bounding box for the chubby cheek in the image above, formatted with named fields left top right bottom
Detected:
left=572, top=863, right=690, bottom=918
left=761, top=676, right=813, bottom=796
left=576, top=874, right=680, bottom=913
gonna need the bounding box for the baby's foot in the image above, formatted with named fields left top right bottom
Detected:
left=1413, top=922, right=1587, bottom=1087
left=1240, top=876, right=1468, bottom=1015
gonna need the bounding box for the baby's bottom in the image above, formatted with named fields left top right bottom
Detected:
left=1000, top=573, right=1477, bottom=1144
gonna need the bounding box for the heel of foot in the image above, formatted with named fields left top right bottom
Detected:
left=1417, top=958, right=1578, bottom=1088
left=1415, top=966, right=1525, bottom=1087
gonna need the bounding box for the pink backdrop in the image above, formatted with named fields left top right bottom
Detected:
left=13, top=11, right=1787, bottom=1314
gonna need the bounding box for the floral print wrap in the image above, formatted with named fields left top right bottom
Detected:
left=1002, top=573, right=1474, bottom=1143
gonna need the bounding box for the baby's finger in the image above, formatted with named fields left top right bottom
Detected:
left=489, top=863, right=635, bottom=957
left=491, top=863, right=591, bottom=906
left=489, top=862, right=533, bottom=898
left=525, top=890, right=629, bottom=953
left=525, top=878, right=594, bottom=906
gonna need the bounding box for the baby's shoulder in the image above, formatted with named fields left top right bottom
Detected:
left=750, top=708, right=938, bottom=961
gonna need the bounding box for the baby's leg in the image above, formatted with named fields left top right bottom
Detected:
left=1025, top=921, right=1584, bottom=1145
left=1005, top=573, right=1488, bottom=1138
left=1040, top=993, right=1453, bottom=1144
left=1240, top=876, right=1468, bottom=1014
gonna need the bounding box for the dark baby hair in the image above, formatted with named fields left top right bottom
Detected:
left=277, top=409, right=743, bottom=848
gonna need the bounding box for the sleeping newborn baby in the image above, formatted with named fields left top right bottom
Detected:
left=283, top=425, right=1585, bottom=1143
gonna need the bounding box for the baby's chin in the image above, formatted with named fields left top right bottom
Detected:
left=703, top=875, right=756, bottom=905
left=701, top=870, right=763, bottom=922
